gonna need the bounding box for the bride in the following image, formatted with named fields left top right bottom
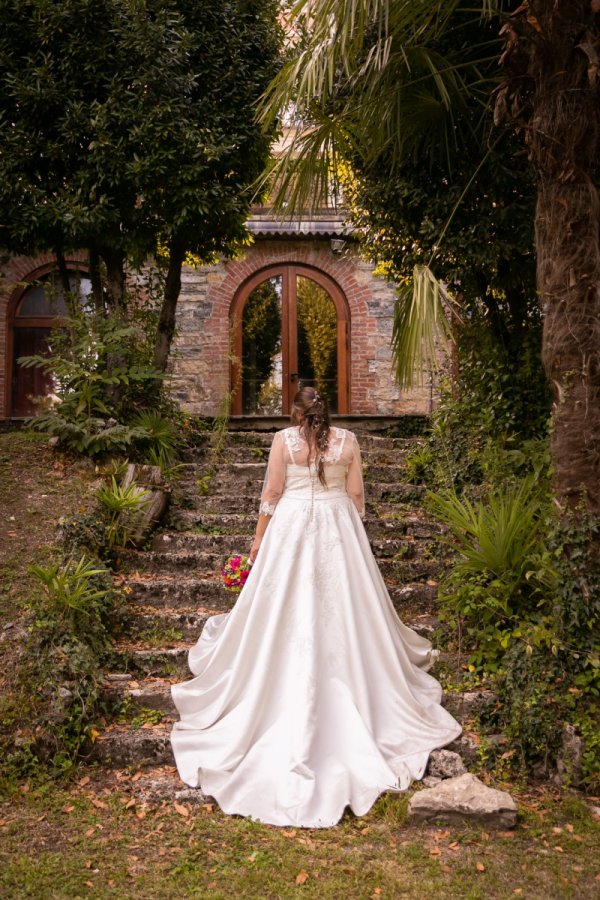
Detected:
left=170, top=387, right=461, bottom=827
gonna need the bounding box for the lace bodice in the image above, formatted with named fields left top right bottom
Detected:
left=259, top=426, right=365, bottom=517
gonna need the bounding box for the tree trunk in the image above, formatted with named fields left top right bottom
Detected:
left=499, top=0, right=600, bottom=515
left=88, top=246, right=105, bottom=313
left=153, top=241, right=186, bottom=372
left=55, top=248, right=72, bottom=299
left=99, top=245, right=126, bottom=309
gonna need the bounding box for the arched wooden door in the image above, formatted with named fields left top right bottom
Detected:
left=7, top=268, right=91, bottom=417
left=230, top=265, right=350, bottom=415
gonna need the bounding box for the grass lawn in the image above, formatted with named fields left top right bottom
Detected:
left=1, top=769, right=599, bottom=899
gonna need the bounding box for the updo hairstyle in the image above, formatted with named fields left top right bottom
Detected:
left=291, top=386, right=330, bottom=486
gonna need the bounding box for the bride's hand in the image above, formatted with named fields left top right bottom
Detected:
left=249, top=540, right=260, bottom=564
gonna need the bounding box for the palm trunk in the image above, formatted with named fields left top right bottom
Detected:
left=500, top=0, right=600, bottom=515
left=153, top=241, right=186, bottom=372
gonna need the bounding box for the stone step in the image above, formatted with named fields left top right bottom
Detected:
left=165, top=509, right=445, bottom=541
left=179, top=461, right=421, bottom=485
left=189, top=431, right=423, bottom=452
left=174, top=472, right=426, bottom=503
left=91, top=685, right=482, bottom=770
left=105, top=614, right=442, bottom=716
left=121, top=575, right=438, bottom=614
left=186, top=443, right=419, bottom=467
left=125, top=606, right=229, bottom=642
left=91, top=722, right=174, bottom=768
left=149, top=530, right=435, bottom=559
left=114, top=645, right=190, bottom=678
left=118, top=545, right=445, bottom=581
left=169, top=491, right=426, bottom=517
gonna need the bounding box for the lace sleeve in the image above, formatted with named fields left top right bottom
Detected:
left=346, top=432, right=365, bottom=518
left=259, top=431, right=286, bottom=516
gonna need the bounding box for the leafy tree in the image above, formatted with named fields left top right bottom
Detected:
left=262, top=0, right=600, bottom=520
left=0, top=0, right=282, bottom=369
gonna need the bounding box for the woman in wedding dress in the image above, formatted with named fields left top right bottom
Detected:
left=170, top=387, right=461, bottom=827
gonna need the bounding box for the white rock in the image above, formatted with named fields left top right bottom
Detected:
left=422, top=776, right=442, bottom=788
left=427, top=749, right=467, bottom=779
left=408, top=773, right=517, bottom=828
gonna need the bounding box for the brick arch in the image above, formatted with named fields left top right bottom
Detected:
left=204, top=243, right=375, bottom=415
left=209, top=244, right=370, bottom=322
left=2, top=253, right=88, bottom=417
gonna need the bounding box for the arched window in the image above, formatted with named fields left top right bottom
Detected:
left=230, top=265, right=350, bottom=416
left=8, top=269, right=92, bottom=417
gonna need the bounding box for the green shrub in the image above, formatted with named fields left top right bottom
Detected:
left=428, top=478, right=556, bottom=669
left=95, top=476, right=151, bottom=550
left=4, top=555, right=124, bottom=779
left=19, top=307, right=166, bottom=457
left=131, top=410, right=183, bottom=467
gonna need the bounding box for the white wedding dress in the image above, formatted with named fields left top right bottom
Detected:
left=170, top=426, right=461, bottom=827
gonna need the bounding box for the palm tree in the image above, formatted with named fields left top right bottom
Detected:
left=261, top=0, right=600, bottom=519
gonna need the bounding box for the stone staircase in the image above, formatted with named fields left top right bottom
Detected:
left=92, top=426, right=473, bottom=792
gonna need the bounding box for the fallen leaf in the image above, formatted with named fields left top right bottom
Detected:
left=476, top=862, right=485, bottom=872
left=91, top=798, right=107, bottom=810
left=295, top=871, right=309, bottom=885
left=126, top=798, right=136, bottom=809
left=136, top=810, right=146, bottom=820
left=565, top=823, right=574, bottom=833
left=174, top=802, right=189, bottom=818
left=448, top=841, right=460, bottom=851
left=202, top=803, right=214, bottom=813
left=555, top=846, right=564, bottom=853
left=62, top=805, right=76, bottom=813
left=131, top=772, right=143, bottom=782
left=79, top=776, right=91, bottom=787
left=281, top=828, right=297, bottom=838
left=429, top=848, right=441, bottom=857
left=85, top=827, right=95, bottom=837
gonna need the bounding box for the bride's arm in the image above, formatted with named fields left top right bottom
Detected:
left=250, top=431, right=286, bottom=562
left=346, top=432, right=365, bottom=517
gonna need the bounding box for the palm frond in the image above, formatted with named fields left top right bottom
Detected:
left=258, top=0, right=495, bottom=211
left=391, top=266, right=456, bottom=389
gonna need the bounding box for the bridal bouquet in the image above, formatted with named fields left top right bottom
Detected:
left=221, top=554, right=251, bottom=593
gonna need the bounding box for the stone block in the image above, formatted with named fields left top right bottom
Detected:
left=408, top=773, right=517, bottom=828
left=426, top=749, right=467, bottom=779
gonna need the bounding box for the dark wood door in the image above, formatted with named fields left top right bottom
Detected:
left=11, top=327, right=53, bottom=417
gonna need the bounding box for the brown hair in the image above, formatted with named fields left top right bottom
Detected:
left=291, top=386, right=330, bottom=486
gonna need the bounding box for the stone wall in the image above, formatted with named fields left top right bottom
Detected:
left=0, top=240, right=436, bottom=419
